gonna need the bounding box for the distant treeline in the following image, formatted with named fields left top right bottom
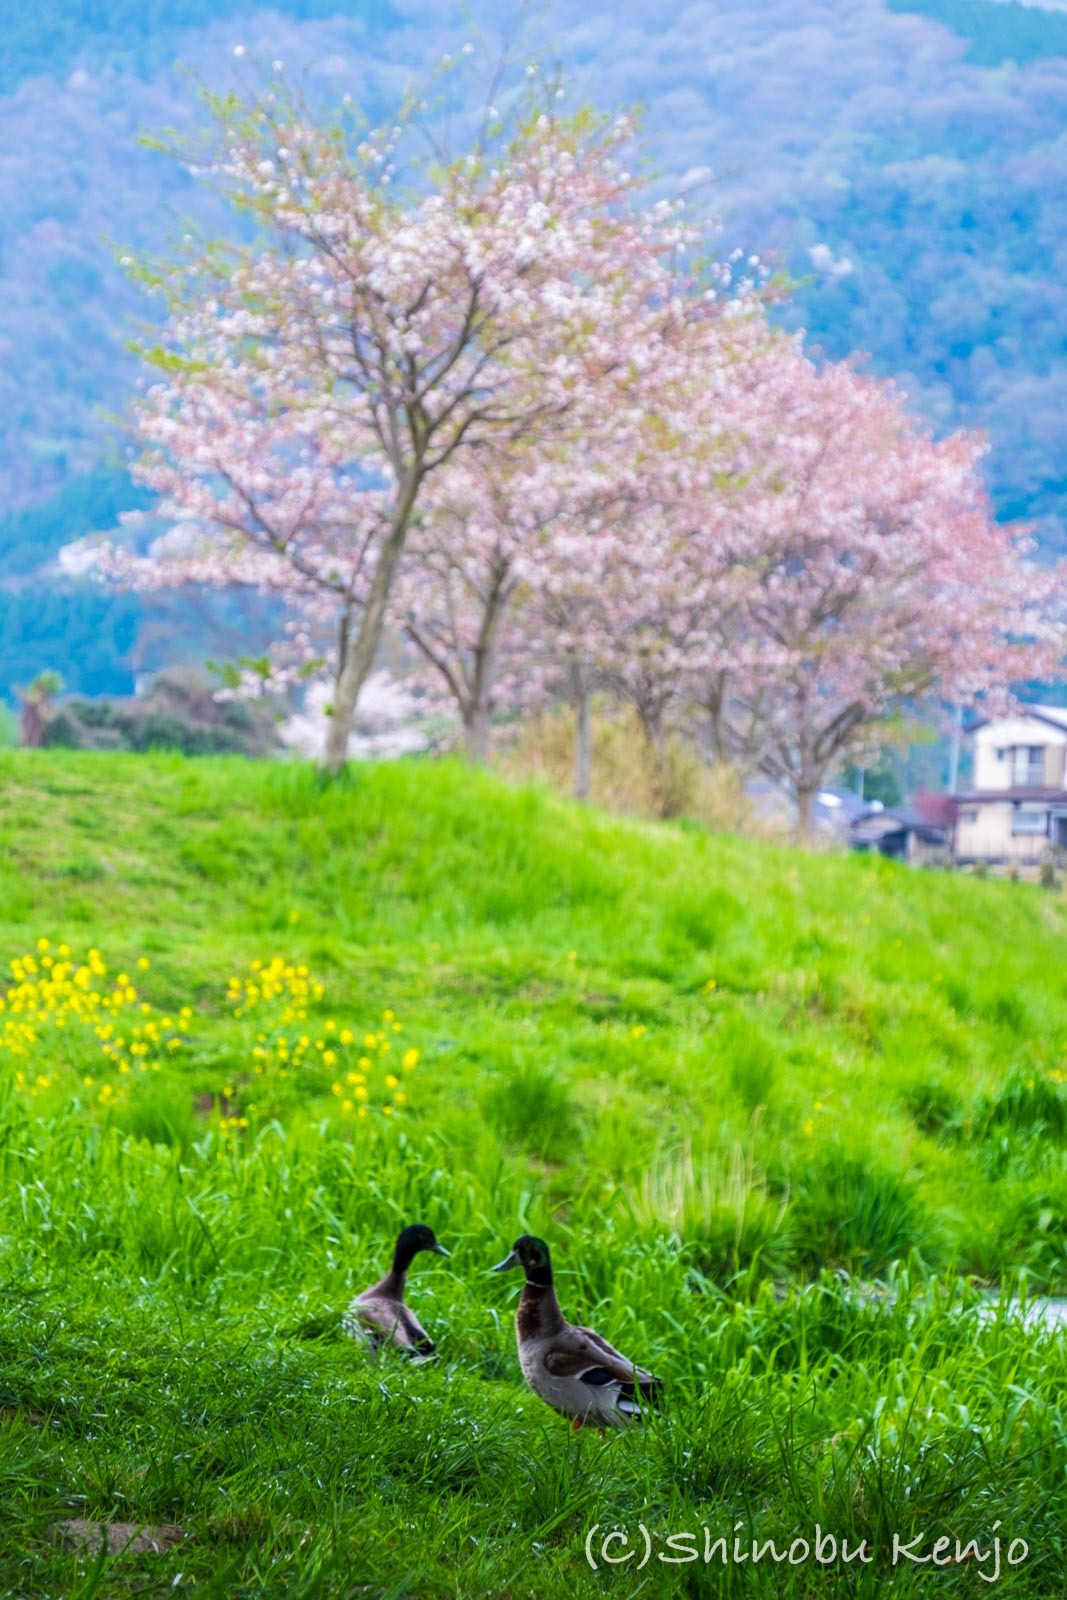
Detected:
left=0, top=466, right=147, bottom=579
left=3, top=0, right=398, bottom=93
left=0, top=589, right=141, bottom=703
left=887, top=0, right=1067, bottom=67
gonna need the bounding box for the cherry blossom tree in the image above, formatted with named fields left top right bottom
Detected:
left=393, top=447, right=556, bottom=764
left=98, top=70, right=1059, bottom=832
left=397, top=436, right=655, bottom=769
left=106, top=80, right=699, bottom=771
left=698, top=344, right=1065, bottom=838
left=511, top=306, right=779, bottom=804
left=524, top=548, right=612, bottom=800
left=101, top=386, right=377, bottom=696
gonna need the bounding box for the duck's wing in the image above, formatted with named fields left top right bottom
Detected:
left=543, top=1325, right=661, bottom=1407
left=343, top=1292, right=436, bottom=1357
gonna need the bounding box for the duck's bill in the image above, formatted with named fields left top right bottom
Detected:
left=491, top=1249, right=519, bottom=1272
left=431, top=1242, right=452, bottom=1257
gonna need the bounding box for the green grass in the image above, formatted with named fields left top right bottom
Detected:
left=0, top=750, right=1066, bottom=1597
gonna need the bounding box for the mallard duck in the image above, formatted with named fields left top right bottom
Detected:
left=492, top=1235, right=662, bottom=1427
left=342, top=1224, right=450, bottom=1356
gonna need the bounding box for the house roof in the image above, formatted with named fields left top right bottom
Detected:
left=1032, top=705, right=1067, bottom=732
left=971, top=704, right=1067, bottom=735
left=884, top=807, right=947, bottom=831
left=816, top=786, right=870, bottom=822
left=851, top=809, right=948, bottom=842
left=953, top=788, right=1067, bottom=803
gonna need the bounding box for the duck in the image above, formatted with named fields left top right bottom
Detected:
left=342, top=1223, right=450, bottom=1356
left=492, top=1234, right=662, bottom=1428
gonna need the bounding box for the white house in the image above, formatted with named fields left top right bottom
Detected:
left=953, top=705, right=1067, bottom=862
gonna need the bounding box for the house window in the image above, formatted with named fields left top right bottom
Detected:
left=1012, top=808, right=1047, bottom=836
left=1011, top=746, right=1045, bottom=787
left=960, top=809, right=979, bottom=825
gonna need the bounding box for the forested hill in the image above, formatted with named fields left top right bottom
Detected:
left=1, top=0, right=1065, bottom=698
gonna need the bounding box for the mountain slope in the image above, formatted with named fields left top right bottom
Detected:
left=0, top=0, right=1064, bottom=697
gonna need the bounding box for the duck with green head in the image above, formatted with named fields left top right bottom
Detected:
left=343, top=1224, right=450, bottom=1357
left=493, top=1234, right=662, bottom=1428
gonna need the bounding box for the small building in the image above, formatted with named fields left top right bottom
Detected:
left=953, top=705, right=1067, bottom=863
left=741, top=780, right=870, bottom=837
left=814, top=786, right=871, bottom=837
left=850, top=806, right=950, bottom=862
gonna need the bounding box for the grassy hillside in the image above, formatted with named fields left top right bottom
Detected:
left=0, top=752, right=1065, bottom=1596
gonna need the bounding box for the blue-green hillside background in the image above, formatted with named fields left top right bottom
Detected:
left=1, top=0, right=1065, bottom=698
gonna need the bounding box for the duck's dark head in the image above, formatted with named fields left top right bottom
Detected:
left=394, top=1224, right=451, bottom=1271
left=492, top=1234, right=553, bottom=1287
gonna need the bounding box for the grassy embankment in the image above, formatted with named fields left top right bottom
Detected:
left=0, top=750, right=1065, bottom=1598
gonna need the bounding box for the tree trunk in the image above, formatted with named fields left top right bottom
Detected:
left=638, top=706, right=673, bottom=817
left=20, top=701, right=43, bottom=748
left=323, top=476, right=419, bottom=774
left=795, top=781, right=818, bottom=844
left=464, top=702, right=491, bottom=765
left=638, top=705, right=663, bottom=755
left=573, top=668, right=592, bottom=800
left=705, top=675, right=728, bottom=762
left=460, top=560, right=511, bottom=767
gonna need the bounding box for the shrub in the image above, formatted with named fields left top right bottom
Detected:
left=41, top=666, right=279, bottom=757
left=970, top=1067, right=1067, bottom=1145
left=630, top=1143, right=795, bottom=1286
left=496, top=702, right=777, bottom=832
left=483, top=1065, right=579, bottom=1161
left=902, top=1078, right=964, bottom=1138
left=792, top=1150, right=938, bottom=1273
left=986, top=990, right=1030, bottom=1032
left=114, top=1083, right=201, bottom=1149
left=720, top=1014, right=777, bottom=1111
left=992, top=1184, right=1067, bottom=1291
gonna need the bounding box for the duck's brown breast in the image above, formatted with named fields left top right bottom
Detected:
left=517, top=1283, right=565, bottom=1342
